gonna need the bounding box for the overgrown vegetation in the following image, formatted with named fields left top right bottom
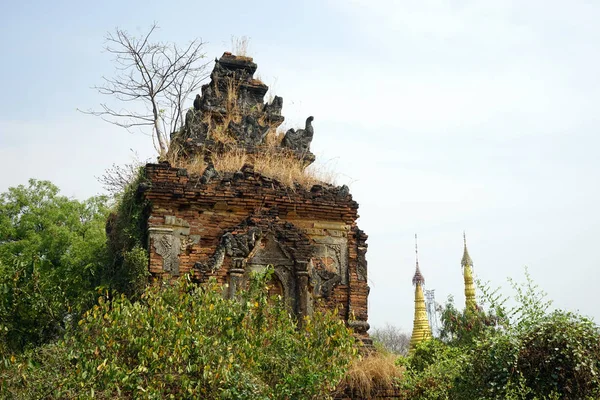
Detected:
left=2, top=178, right=599, bottom=399
left=0, top=270, right=356, bottom=399
left=0, top=180, right=110, bottom=351
left=170, top=148, right=337, bottom=189
left=104, top=166, right=150, bottom=298
left=165, top=60, right=337, bottom=189
left=337, top=351, right=404, bottom=398
left=0, top=173, right=150, bottom=354
left=394, top=271, right=600, bottom=399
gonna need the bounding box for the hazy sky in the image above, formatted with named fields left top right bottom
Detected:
left=1, top=0, right=599, bottom=332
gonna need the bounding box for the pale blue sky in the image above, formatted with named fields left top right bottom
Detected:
left=1, top=0, right=599, bottom=332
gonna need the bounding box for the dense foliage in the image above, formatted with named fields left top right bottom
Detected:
left=2, top=179, right=599, bottom=399
left=396, top=273, right=600, bottom=399
left=0, top=271, right=356, bottom=399
left=0, top=179, right=358, bottom=399
left=438, top=297, right=500, bottom=347
left=0, top=180, right=109, bottom=351
left=104, top=166, right=150, bottom=298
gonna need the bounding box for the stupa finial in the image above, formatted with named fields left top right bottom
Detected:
left=412, top=234, right=425, bottom=286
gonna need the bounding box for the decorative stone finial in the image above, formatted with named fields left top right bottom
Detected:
left=170, top=52, right=316, bottom=166
left=281, top=116, right=316, bottom=165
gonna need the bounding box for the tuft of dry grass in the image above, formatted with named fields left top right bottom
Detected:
left=167, top=115, right=338, bottom=188
left=337, top=353, right=404, bottom=399
left=165, top=51, right=337, bottom=189
left=225, top=77, right=240, bottom=115
left=231, top=36, right=250, bottom=57
left=263, top=125, right=283, bottom=148
left=252, top=72, right=265, bottom=86
left=176, top=149, right=336, bottom=189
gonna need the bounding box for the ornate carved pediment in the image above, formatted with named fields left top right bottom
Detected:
left=248, top=235, right=294, bottom=267
left=195, top=215, right=313, bottom=273
left=194, top=226, right=261, bottom=274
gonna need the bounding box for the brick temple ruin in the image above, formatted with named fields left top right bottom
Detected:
left=139, top=53, right=370, bottom=342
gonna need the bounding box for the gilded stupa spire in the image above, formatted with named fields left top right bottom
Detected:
left=462, top=232, right=477, bottom=310
left=409, top=234, right=432, bottom=352
left=412, top=235, right=425, bottom=286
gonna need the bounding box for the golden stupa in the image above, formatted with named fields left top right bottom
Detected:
left=409, top=234, right=432, bottom=352
left=462, top=232, right=477, bottom=311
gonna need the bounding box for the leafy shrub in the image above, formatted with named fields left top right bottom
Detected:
left=0, top=180, right=109, bottom=351
left=397, top=339, right=466, bottom=400
left=451, top=275, right=600, bottom=399
left=439, top=296, right=499, bottom=347
left=104, top=166, right=150, bottom=298
left=516, top=311, right=600, bottom=399
left=453, top=330, right=520, bottom=399
left=396, top=270, right=600, bottom=400
left=0, top=270, right=356, bottom=399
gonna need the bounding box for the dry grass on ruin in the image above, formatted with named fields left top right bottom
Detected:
left=167, top=66, right=337, bottom=189
left=337, top=353, right=404, bottom=399
left=167, top=114, right=338, bottom=188
left=231, top=36, right=250, bottom=57
left=171, top=148, right=337, bottom=189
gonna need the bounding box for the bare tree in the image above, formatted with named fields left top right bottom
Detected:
left=80, top=23, right=210, bottom=157
left=98, top=160, right=144, bottom=195
left=371, top=323, right=411, bottom=355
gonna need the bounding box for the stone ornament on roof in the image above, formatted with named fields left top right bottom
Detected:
left=170, top=52, right=315, bottom=165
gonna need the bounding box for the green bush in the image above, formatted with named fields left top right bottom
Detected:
left=439, top=296, right=499, bottom=347
left=397, top=270, right=600, bottom=400
left=398, top=340, right=466, bottom=400
left=454, top=312, right=600, bottom=400
left=0, top=270, right=356, bottom=399
left=453, top=330, right=520, bottom=399
left=0, top=180, right=109, bottom=351
left=104, top=167, right=150, bottom=298
left=517, top=311, right=600, bottom=399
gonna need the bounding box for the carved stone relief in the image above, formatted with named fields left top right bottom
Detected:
left=150, top=216, right=200, bottom=276
left=195, top=227, right=261, bottom=273
left=248, top=236, right=294, bottom=267
left=357, top=245, right=368, bottom=282
left=309, top=236, right=348, bottom=298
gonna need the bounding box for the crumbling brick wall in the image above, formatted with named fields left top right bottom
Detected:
left=141, top=162, right=370, bottom=340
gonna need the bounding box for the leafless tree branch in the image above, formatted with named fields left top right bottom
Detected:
left=371, top=323, right=411, bottom=355
left=97, top=157, right=145, bottom=195
left=79, top=22, right=209, bottom=158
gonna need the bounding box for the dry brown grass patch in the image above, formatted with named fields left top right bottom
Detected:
left=167, top=116, right=337, bottom=189
left=231, top=36, right=250, bottom=57
left=337, top=353, right=403, bottom=399
left=165, top=61, right=337, bottom=189
left=177, top=149, right=335, bottom=189
left=225, top=78, right=240, bottom=115
left=263, top=125, right=283, bottom=148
